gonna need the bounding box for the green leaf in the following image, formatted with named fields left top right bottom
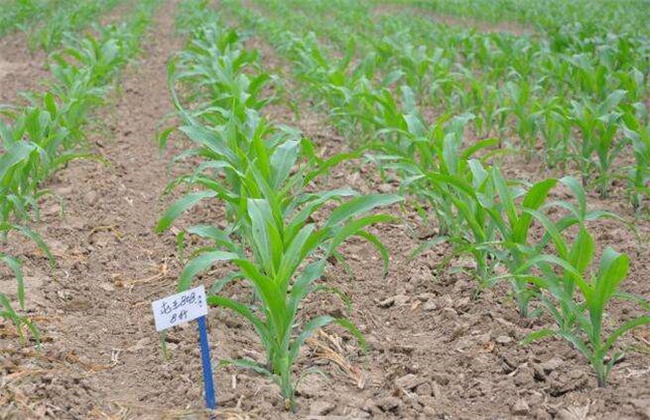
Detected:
left=288, top=260, right=327, bottom=313
left=328, top=214, right=396, bottom=254
left=156, top=190, right=217, bottom=233
left=513, top=178, right=558, bottom=243
left=0, top=254, right=24, bottom=308
left=288, top=315, right=335, bottom=364
left=568, top=227, right=594, bottom=276
left=179, top=251, right=238, bottom=291
left=247, top=198, right=282, bottom=276
left=520, top=328, right=555, bottom=345
left=208, top=294, right=270, bottom=345
left=219, top=358, right=273, bottom=378
left=325, top=194, right=402, bottom=227
left=356, top=230, right=391, bottom=278
left=12, top=224, right=54, bottom=268
left=270, top=139, right=299, bottom=189
left=210, top=272, right=244, bottom=294
left=603, top=316, right=650, bottom=353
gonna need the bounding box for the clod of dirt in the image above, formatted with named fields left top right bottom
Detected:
left=296, top=374, right=327, bottom=398
left=395, top=373, right=427, bottom=391
left=512, top=398, right=531, bottom=416
left=422, top=405, right=438, bottom=417
left=441, top=307, right=459, bottom=321
left=83, top=190, right=99, bottom=206
left=534, top=408, right=553, bottom=420
left=415, top=382, right=432, bottom=396
left=422, top=299, right=438, bottom=311
left=415, top=293, right=435, bottom=302
left=539, top=357, right=564, bottom=374
left=431, top=381, right=443, bottom=399
left=43, top=204, right=61, bottom=216
left=345, top=408, right=372, bottom=419
left=98, top=282, right=115, bottom=292
left=628, top=398, right=650, bottom=418
left=376, top=183, right=393, bottom=193
left=556, top=405, right=591, bottom=420
left=513, top=365, right=536, bottom=387
left=55, top=186, right=74, bottom=196
left=431, top=372, right=452, bottom=386
left=309, top=400, right=336, bottom=416
left=550, top=369, right=588, bottom=396
left=375, top=396, right=401, bottom=413
left=453, top=296, right=471, bottom=312
left=377, top=294, right=409, bottom=308
left=495, top=335, right=513, bottom=344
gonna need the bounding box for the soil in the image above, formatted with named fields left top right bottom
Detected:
left=0, top=33, right=49, bottom=104
left=1, top=1, right=649, bottom=420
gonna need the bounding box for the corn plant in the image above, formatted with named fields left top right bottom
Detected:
left=467, top=171, right=650, bottom=386
left=474, top=170, right=557, bottom=316
left=228, top=0, right=650, bottom=210
left=568, top=90, right=627, bottom=197
left=520, top=237, right=650, bottom=387
left=421, top=162, right=501, bottom=285
left=532, top=97, right=572, bottom=169
left=159, top=2, right=402, bottom=409
left=622, top=113, right=650, bottom=211
left=0, top=231, right=46, bottom=345
left=28, top=0, right=123, bottom=52
left=0, top=0, right=49, bottom=38
left=369, top=109, right=499, bottom=252
left=504, top=78, right=539, bottom=156
left=411, top=163, right=556, bottom=317
left=159, top=115, right=400, bottom=409
left=0, top=293, right=39, bottom=345
left=169, top=188, right=399, bottom=410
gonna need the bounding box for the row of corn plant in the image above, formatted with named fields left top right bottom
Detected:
left=0, top=0, right=159, bottom=343
left=0, top=0, right=54, bottom=38
left=0, top=0, right=126, bottom=50
left=27, top=0, right=126, bottom=52
left=355, top=3, right=646, bottom=196
left=156, top=0, right=401, bottom=410
left=377, top=0, right=650, bottom=38
left=232, top=0, right=650, bottom=211
left=224, top=0, right=650, bottom=388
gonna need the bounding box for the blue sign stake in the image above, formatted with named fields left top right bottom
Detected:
left=197, top=316, right=217, bottom=410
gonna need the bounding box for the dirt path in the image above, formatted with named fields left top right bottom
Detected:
left=0, top=33, right=49, bottom=104
left=62, top=0, right=185, bottom=413
left=0, top=0, right=203, bottom=417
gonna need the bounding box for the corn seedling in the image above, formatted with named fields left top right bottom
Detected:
left=521, top=242, right=650, bottom=387
left=0, top=0, right=51, bottom=38
left=622, top=113, right=650, bottom=212
left=28, top=0, right=123, bottom=52
left=158, top=2, right=401, bottom=409
left=568, top=90, right=628, bottom=198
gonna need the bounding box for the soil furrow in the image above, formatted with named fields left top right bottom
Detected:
left=1, top=0, right=198, bottom=417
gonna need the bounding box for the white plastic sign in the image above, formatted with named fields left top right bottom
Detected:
left=152, top=285, right=208, bottom=331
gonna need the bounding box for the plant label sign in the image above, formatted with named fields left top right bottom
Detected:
left=152, top=285, right=208, bottom=331
left=151, top=285, right=217, bottom=410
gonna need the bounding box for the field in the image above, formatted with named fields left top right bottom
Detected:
left=1, top=0, right=649, bottom=418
